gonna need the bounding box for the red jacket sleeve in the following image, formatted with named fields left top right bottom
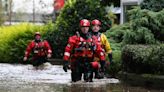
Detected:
left=63, top=35, right=77, bottom=61
left=24, top=41, right=34, bottom=58
left=43, top=40, right=52, bottom=54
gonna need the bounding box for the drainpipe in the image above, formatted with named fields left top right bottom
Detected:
left=120, top=0, right=124, bottom=24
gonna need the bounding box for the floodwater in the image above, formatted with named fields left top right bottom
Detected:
left=0, top=63, right=163, bottom=92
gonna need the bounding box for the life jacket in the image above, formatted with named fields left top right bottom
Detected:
left=91, top=32, right=107, bottom=61
left=32, top=40, right=46, bottom=57
left=92, top=32, right=105, bottom=52
left=73, top=32, right=96, bottom=58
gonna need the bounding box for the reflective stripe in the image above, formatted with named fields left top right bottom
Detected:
left=64, top=52, right=70, bottom=56
left=25, top=51, right=28, bottom=55
left=80, top=37, right=83, bottom=41
left=48, top=50, right=52, bottom=53
left=102, top=49, right=105, bottom=52
left=78, top=42, right=82, bottom=45
left=100, top=52, right=104, bottom=56
left=67, top=44, right=71, bottom=47
left=98, top=37, right=101, bottom=41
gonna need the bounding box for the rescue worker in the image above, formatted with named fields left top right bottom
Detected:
left=23, top=32, right=52, bottom=67
left=91, top=19, right=113, bottom=79
left=63, top=19, right=105, bottom=82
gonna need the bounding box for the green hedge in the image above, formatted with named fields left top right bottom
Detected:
left=122, top=44, right=164, bottom=75
left=106, top=50, right=122, bottom=77
left=0, top=23, right=54, bottom=63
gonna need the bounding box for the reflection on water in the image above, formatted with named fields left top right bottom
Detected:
left=0, top=63, right=163, bottom=92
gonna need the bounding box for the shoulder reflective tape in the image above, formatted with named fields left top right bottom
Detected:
left=64, top=52, right=70, bottom=56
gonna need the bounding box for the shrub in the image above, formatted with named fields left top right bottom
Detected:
left=124, top=8, right=164, bottom=44
left=107, top=8, right=164, bottom=45
left=106, top=50, right=122, bottom=77
left=122, top=44, right=164, bottom=75
left=0, top=23, right=54, bottom=63
left=106, top=23, right=130, bottom=43
left=140, top=0, right=164, bottom=12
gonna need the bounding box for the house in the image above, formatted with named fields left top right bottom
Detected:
left=2, top=0, right=54, bottom=25
left=1, top=0, right=143, bottom=25
left=120, top=0, right=143, bottom=24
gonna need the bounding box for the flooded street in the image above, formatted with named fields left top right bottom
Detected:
left=0, top=63, right=162, bottom=92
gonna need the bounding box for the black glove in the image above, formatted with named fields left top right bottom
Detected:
left=108, top=53, right=113, bottom=63
left=63, top=61, right=69, bottom=72
left=100, top=60, right=106, bottom=72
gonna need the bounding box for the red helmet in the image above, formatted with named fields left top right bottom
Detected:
left=80, top=19, right=90, bottom=27
left=91, top=19, right=101, bottom=25
left=34, top=32, right=41, bottom=36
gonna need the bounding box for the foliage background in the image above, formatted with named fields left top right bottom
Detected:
left=122, top=44, right=164, bottom=75
left=0, top=0, right=163, bottom=75
left=0, top=23, right=54, bottom=63
left=140, top=0, right=164, bottom=12
left=106, top=7, right=164, bottom=74
left=46, top=0, right=111, bottom=58
left=106, top=8, right=164, bottom=45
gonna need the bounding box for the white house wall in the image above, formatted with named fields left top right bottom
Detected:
left=12, top=0, right=54, bottom=14
left=120, top=0, right=143, bottom=24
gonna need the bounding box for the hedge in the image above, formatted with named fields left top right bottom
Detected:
left=122, top=44, right=164, bottom=75
left=105, top=50, right=122, bottom=77
left=0, top=23, right=54, bottom=63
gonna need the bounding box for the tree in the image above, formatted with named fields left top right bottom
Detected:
left=46, top=0, right=111, bottom=58
left=123, top=7, right=164, bottom=44
left=140, top=0, right=164, bottom=12
left=106, top=7, right=164, bottom=44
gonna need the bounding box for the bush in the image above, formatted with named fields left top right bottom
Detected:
left=0, top=23, right=54, bottom=63
left=106, top=23, right=130, bottom=43
left=124, top=8, right=164, bottom=44
left=107, top=8, right=164, bottom=44
left=106, top=50, right=122, bottom=77
left=46, top=0, right=111, bottom=58
left=140, top=0, right=164, bottom=12
left=122, top=44, right=164, bottom=75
